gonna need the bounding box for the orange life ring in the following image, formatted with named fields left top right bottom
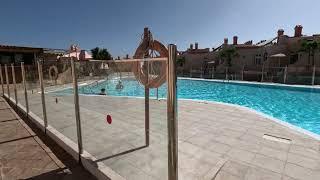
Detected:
left=132, top=40, right=168, bottom=88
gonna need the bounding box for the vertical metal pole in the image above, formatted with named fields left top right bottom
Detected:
left=0, top=65, right=4, bottom=96
left=167, top=44, right=178, bottom=180
left=145, top=60, right=150, bottom=146
left=242, top=65, right=244, bottom=81
left=156, top=88, right=159, bottom=100
left=261, top=64, right=264, bottom=82
left=312, top=65, right=316, bottom=85
left=211, top=66, right=214, bottom=79
left=225, top=67, right=228, bottom=80
left=11, top=64, right=17, bottom=105
left=5, top=65, right=10, bottom=98
left=71, top=58, right=83, bottom=159
left=21, top=62, right=29, bottom=115
left=37, top=60, right=48, bottom=133
left=284, top=66, right=287, bottom=84
left=200, top=67, right=203, bottom=78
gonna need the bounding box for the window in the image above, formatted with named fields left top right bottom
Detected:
left=15, top=54, right=23, bottom=64
left=254, top=54, right=262, bottom=65
left=0, top=55, right=12, bottom=65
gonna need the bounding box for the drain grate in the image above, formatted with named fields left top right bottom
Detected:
left=263, top=134, right=291, bottom=144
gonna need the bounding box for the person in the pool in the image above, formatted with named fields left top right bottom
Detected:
left=116, top=80, right=124, bottom=90
left=99, top=88, right=106, bottom=95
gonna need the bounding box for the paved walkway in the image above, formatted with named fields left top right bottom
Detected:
left=0, top=97, right=96, bottom=180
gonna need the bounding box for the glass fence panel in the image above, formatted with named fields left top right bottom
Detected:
left=243, top=66, right=263, bottom=82
left=41, top=60, right=78, bottom=144
left=76, top=59, right=168, bottom=180
left=287, top=66, right=313, bottom=85
left=0, top=65, right=6, bottom=96
left=9, top=65, right=17, bottom=103
left=17, top=65, right=26, bottom=108
left=4, top=65, right=12, bottom=98
left=25, top=65, right=44, bottom=120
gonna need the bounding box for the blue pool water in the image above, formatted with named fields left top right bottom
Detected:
left=55, top=78, right=320, bottom=135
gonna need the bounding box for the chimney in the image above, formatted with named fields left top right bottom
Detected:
left=190, top=44, right=193, bottom=50
left=294, top=25, right=303, bottom=37
left=195, top=42, right=198, bottom=49
left=79, top=50, right=86, bottom=61
left=224, top=38, right=228, bottom=45
left=233, top=36, right=238, bottom=45
left=277, top=29, right=284, bottom=37
left=143, top=27, right=150, bottom=40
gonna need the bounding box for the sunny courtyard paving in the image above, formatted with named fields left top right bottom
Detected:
left=7, top=87, right=320, bottom=180
left=0, top=97, right=96, bottom=180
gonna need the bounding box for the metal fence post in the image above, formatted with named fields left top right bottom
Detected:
left=242, top=65, right=244, bottom=81
left=21, top=62, right=29, bottom=115
left=145, top=60, right=150, bottom=146
left=167, top=44, right=178, bottom=180
left=283, top=66, right=287, bottom=84
left=71, top=59, right=83, bottom=159
left=225, top=67, right=228, bottom=80
left=312, top=65, right=316, bottom=85
left=11, top=64, right=18, bottom=105
left=211, top=66, right=215, bottom=79
left=5, top=65, right=10, bottom=98
left=37, top=60, right=48, bottom=133
left=0, top=65, right=4, bottom=96
left=156, top=87, right=159, bottom=100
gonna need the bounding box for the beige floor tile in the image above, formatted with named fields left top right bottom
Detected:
left=258, top=146, right=288, bottom=161
left=244, top=166, right=282, bottom=180
left=287, top=152, right=320, bottom=170
left=284, top=163, right=320, bottom=180
left=226, top=148, right=255, bottom=164
left=215, top=170, right=243, bottom=180
left=251, top=154, right=285, bottom=174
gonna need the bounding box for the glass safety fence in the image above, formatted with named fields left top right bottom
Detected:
left=41, top=60, right=78, bottom=144
left=76, top=59, right=169, bottom=180
left=24, top=64, right=44, bottom=121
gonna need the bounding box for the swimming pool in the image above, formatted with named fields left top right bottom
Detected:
left=54, top=78, right=320, bottom=136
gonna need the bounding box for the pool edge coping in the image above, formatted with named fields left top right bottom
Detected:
left=179, top=77, right=320, bottom=90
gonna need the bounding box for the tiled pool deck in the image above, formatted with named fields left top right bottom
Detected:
left=6, top=88, right=320, bottom=180
left=0, top=97, right=96, bottom=180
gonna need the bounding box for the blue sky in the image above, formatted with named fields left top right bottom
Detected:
left=0, top=0, right=319, bottom=57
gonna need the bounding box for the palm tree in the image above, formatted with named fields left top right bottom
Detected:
left=300, top=40, right=318, bottom=66
left=219, top=46, right=238, bottom=78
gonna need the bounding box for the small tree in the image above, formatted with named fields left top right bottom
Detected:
left=91, top=47, right=112, bottom=60
left=300, top=40, right=318, bottom=66
left=176, top=56, right=186, bottom=67
left=219, top=46, right=238, bottom=76
left=219, top=46, right=238, bottom=67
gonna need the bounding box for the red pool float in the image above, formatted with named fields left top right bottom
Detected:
left=106, top=115, right=112, bottom=124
